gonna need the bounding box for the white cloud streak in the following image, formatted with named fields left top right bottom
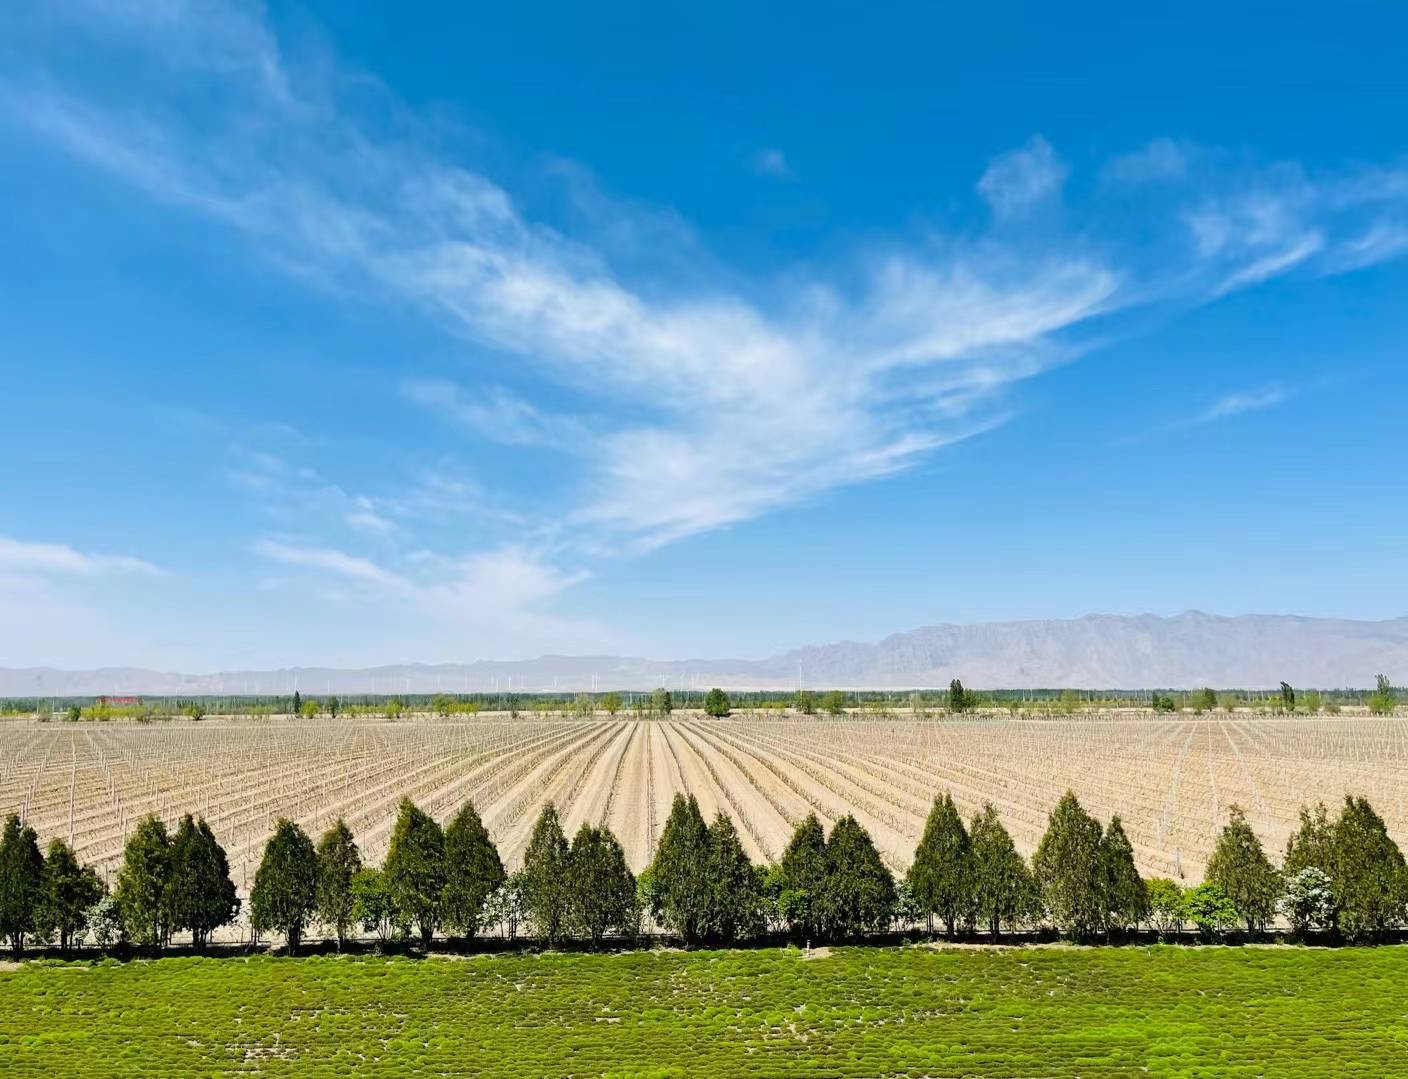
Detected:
left=402, top=378, right=589, bottom=450
left=5, top=2, right=1408, bottom=574
left=1192, top=385, right=1290, bottom=425
left=0, top=535, right=158, bottom=578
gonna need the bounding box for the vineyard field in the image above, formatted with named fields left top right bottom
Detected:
left=2, top=714, right=1406, bottom=895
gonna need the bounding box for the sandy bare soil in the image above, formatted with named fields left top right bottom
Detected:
left=2, top=713, right=1405, bottom=891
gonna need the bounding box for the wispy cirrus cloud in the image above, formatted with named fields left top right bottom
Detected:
left=401, top=378, right=589, bottom=450
left=252, top=536, right=605, bottom=654
left=1190, top=385, right=1291, bottom=426
left=254, top=539, right=404, bottom=588
left=1, top=6, right=1130, bottom=553
left=0, top=535, right=157, bottom=578
left=6, top=1, right=1408, bottom=609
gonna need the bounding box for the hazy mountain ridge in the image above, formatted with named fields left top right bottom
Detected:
left=3, top=612, right=1405, bottom=695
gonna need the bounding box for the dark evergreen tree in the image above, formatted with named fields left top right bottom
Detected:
left=250, top=817, right=317, bottom=953
left=166, top=815, right=238, bottom=949
left=441, top=801, right=505, bottom=941
left=1205, top=805, right=1281, bottom=932
left=38, top=838, right=103, bottom=953
left=647, top=794, right=710, bottom=944
left=566, top=823, right=637, bottom=947
left=114, top=814, right=172, bottom=948
left=702, top=812, right=762, bottom=944
left=1100, top=816, right=1148, bottom=937
left=822, top=815, right=895, bottom=939
left=384, top=798, right=446, bottom=947
left=315, top=819, right=362, bottom=950
left=969, top=803, right=1035, bottom=940
left=906, top=793, right=974, bottom=935
left=1285, top=802, right=1336, bottom=875
left=948, top=679, right=970, bottom=713
left=0, top=814, right=44, bottom=955
left=775, top=813, right=829, bottom=940
left=1032, top=791, right=1105, bottom=938
left=521, top=803, right=571, bottom=945
left=703, top=688, right=731, bottom=717
left=1330, top=796, right=1408, bottom=940
left=291, top=690, right=302, bottom=716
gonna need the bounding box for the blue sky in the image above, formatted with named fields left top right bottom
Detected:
left=2, top=1, right=1406, bottom=670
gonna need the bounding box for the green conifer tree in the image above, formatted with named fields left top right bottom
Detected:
left=1205, top=805, right=1281, bottom=932
left=906, top=793, right=974, bottom=935
left=441, top=802, right=505, bottom=941
left=384, top=798, right=446, bottom=947
left=522, top=804, right=571, bottom=945
left=1032, top=791, right=1105, bottom=938
left=315, top=819, right=362, bottom=950
left=250, top=818, right=318, bottom=953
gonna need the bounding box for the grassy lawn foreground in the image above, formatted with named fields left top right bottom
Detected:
left=2, top=945, right=1406, bottom=1077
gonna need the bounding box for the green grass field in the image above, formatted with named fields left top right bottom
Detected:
left=2, top=945, right=1406, bottom=1077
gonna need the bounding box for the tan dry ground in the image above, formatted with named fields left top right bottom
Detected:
left=2, top=714, right=1406, bottom=893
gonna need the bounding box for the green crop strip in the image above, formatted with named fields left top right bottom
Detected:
left=2, top=944, right=1406, bottom=1077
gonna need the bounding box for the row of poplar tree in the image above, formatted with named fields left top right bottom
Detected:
left=1, top=788, right=1405, bottom=955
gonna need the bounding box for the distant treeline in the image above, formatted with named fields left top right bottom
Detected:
left=3, top=676, right=1401, bottom=720
left=2, top=787, right=1406, bottom=958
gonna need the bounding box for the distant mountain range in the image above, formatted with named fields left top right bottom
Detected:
left=3, top=612, right=1405, bottom=696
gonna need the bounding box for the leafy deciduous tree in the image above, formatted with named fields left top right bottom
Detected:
left=703, top=688, right=731, bottom=717
left=351, top=867, right=396, bottom=942
left=1282, top=867, right=1335, bottom=935
left=1181, top=881, right=1238, bottom=939
left=1145, top=878, right=1185, bottom=937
